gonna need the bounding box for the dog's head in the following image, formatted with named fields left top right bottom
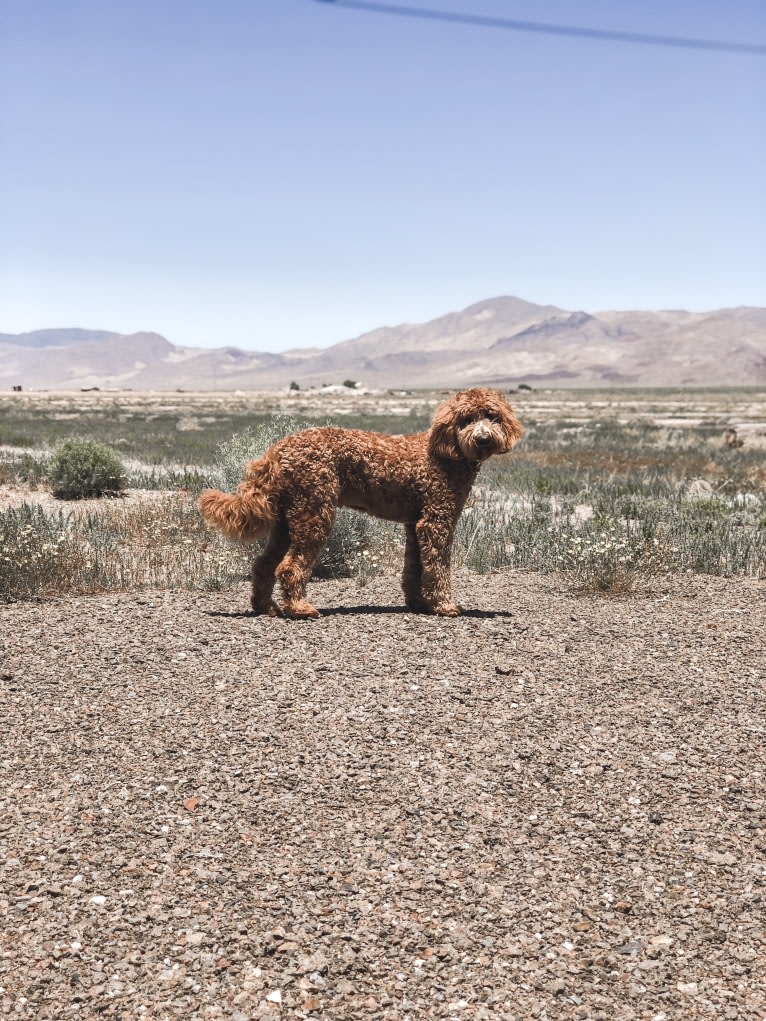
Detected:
left=428, top=387, right=523, bottom=461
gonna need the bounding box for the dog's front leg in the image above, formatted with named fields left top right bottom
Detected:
left=415, top=516, right=460, bottom=616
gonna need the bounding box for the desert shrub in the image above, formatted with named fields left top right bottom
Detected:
left=213, top=416, right=308, bottom=491
left=128, top=466, right=213, bottom=493
left=0, top=451, right=48, bottom=487
left=313, top=511, right=399, bottom=581
left=16, top=452, right=48, bottom=487
left=0, top=504, right=79, bottom=601
left=556, top=520, right=671, bottom=594
left=48, top=439, right=127, bottom=499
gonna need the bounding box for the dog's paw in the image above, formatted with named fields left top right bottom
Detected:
left=283, top=600, right=321, bottom=620
left=432, top=602, right=461, bottom=617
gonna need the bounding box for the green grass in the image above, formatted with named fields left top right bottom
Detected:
left=0, top=400, right=431, bottom=466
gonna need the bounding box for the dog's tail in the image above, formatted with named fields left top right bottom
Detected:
left=198, top=456, right=279, bottom=541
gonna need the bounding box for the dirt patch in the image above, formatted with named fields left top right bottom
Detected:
left=1, top=572, right=764, bottom=1019
left=0, top=484, right=175, bottom=516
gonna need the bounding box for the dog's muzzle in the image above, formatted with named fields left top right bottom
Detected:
left=472, top=423, right=493, bottom=447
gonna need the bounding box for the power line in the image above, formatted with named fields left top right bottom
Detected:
left=315, top=0, right=766, bottom=56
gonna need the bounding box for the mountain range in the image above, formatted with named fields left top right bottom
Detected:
left=2, top=296, right=765, bottom=390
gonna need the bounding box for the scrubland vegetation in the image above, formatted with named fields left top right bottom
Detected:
left=1, top=388, right=764, bottom=601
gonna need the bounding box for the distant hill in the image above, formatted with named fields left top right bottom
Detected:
left=2, top=297, right=766, bottom=390
left=0, top=329, right=121, bottom=349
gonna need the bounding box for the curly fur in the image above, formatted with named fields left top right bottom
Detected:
left=199, top=387, right=522, bottom=619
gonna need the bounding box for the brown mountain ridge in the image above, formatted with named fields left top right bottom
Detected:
left=2, top=296, right=765, bottom=390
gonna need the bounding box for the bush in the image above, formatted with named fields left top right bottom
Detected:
left=0, top=504, right=78, bottom=601
left=556, top=521, right=671, bottom=594
left=214, top=416, right=308, bottom=491
left=48, top=440, right=127, bottom=499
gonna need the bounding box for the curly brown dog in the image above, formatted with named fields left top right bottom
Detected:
left=199, top=387, right=522, bottom=618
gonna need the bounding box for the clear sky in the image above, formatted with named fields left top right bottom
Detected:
left=1, top=0, right=764, bottom=352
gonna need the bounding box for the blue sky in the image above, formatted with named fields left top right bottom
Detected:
left=1, top=0, right=764, bottom=351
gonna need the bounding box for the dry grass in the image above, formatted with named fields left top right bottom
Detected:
left=0, top=495, right=251, bottom=601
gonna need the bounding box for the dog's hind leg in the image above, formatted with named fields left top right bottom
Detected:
left=251, top=518, right=290, bottom=616
left=275, top=505, right=336, bottom=619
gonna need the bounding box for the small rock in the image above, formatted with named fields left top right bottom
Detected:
left=735, top=946, right=756, bottom=962
left=617, top=942, right=641, bottom=956
left=263, top=928, right=286, bottom=952
left=297, top=952, right=329, bottom=975
left=276, top=940, right=300, bottom=953
left=677, top=981, right=699, bottom=995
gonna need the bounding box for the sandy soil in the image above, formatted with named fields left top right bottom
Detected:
left=0, top=483, right=176, bottom=516
left=1, top=571, right=764, bottom=1020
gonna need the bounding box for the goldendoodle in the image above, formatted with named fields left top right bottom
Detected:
left=199, top=387, right=522, bottom=618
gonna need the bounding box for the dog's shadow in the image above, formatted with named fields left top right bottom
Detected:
left=205, top=605, right=513, bottom=620
left=322, top=605, right=514, bottom=619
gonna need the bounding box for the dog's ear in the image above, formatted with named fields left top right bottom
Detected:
left=499, top=406, right=524, bottom=451
left=428, top=398, right=462, bottom=460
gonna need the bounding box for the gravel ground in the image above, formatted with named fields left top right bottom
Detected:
left=1, top=572, right=764, bottom=1021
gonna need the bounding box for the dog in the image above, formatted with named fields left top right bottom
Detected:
left=199, top=387, right=522, bottom=618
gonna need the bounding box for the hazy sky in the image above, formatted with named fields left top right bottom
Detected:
left=2, top=0, right=764, bottom=351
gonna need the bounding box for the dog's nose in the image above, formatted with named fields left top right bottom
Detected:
left=475, top=434, right=491, bottom=446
